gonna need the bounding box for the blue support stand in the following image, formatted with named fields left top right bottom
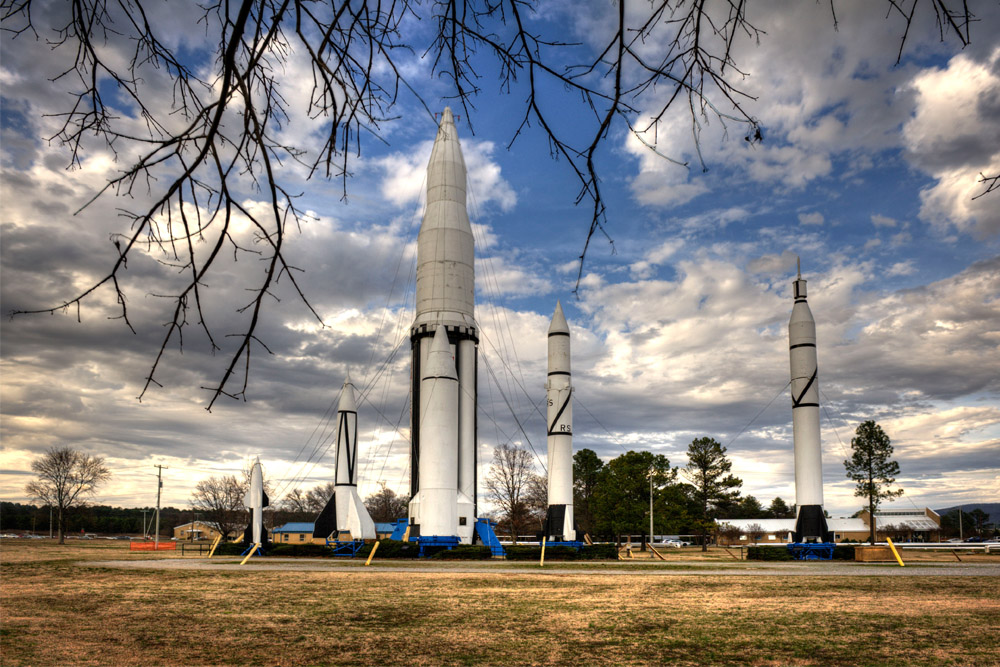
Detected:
left=788, top=542, right=835, bottom=560
left=474, top=518, right=506, bottom=557
left=326, top=540, right=366, bottom=557
left=240, top=543, right=265, bottom=557
left=415, top=535, right=459, bottom=558
left=389, top=518, right=409, bottom=541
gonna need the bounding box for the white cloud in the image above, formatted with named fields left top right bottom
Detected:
left=885, top=261, right=916, bottom=277
left=871, top=214, right=897, bottom=228
left=904, top=48, right=1000, bottom=238
left=377, top=138, right=516, bottom=212
left=798, top=212, right=825, bottom=226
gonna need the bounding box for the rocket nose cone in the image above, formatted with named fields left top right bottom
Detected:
left=549, top=301, right=569, bottom=335
left=338, top=374, right=357, bottom=413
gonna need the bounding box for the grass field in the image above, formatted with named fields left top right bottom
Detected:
left=2, top=540, right=998, bottom=666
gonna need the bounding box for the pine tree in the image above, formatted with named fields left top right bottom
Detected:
left=683, top=438, right=742, bottom=552
left=844, top=420, right=903, bottom=544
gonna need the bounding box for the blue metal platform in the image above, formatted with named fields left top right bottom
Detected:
left=788, top=542, right=835, bottom=560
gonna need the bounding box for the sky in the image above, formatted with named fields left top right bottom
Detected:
left=2, top=1, right=998, bottom=519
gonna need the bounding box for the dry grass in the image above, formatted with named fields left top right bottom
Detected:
left=2, top=540, right=998, bottom=666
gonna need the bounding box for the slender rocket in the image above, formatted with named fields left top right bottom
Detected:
left=788, top=260, right=831, bottom=542
left=408, top=108, right=478, bottom=544
left=313, top=374, right=376, bottom=541
left=243, top=457, right=269, bottom=546
left=544, top=301, right=576, bottom=541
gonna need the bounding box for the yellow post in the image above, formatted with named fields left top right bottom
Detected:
left=240, top=543, right=260, bottom=565
left=885, top=537, right=905, bottom=567
left=207, top=534, right=222, bottom=559
left=540, top=536, right=547, bottom=567
left=402, top=526, right=411, bottom=543
left=365, top=540, right=380, bottom=566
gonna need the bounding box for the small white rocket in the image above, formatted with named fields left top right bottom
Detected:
left=313, top=374, right=377, bottom=541
left=788, top=260, right=831, bottom=542
left=407, top=108, right=477, bottom=544
left=243, top=457, right=269, bottom=546
left=544, top=301, right=576, bottom=541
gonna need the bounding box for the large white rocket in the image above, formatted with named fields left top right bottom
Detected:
left=313, top=374, right=377, bottom=540
left=788, top=261, right=831, bottom=542
left=544, top=301, right=576, bottom=541
left=407, top=108, right=478, bottom=544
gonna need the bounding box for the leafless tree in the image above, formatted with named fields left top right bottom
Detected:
left=364, top=482, right=410, bottom=523
left=717, top=522, right=743, bottom=545
left=523, top=473, right=548, bottom=531
left=190, top=475, right=245, bottom=540
left=485, top=442, right=537, bottom=544
left=744, top=522, right=765, bottom=544
left=305, top=482, right=336, bottom=513
left=24, top=447, right=111, bottom=544
left=279, top=488, right=310, bottom=514
left=1, top=1, right=984, bottom=406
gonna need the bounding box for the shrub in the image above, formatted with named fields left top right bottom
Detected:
left=432, top=545, right=493, bottom=560
left=576, top=543, right=618, bottom=560
left=747, top=545, right=794, bottom=561
left=504, top=545, right=580, bottom=561
left=213, top=542, right=249, bottom=556
left=832, top=545, right=855, bottom=560
left=357, top=539, right=420, bottom=559
left=267, top=543, right=332, bottom=558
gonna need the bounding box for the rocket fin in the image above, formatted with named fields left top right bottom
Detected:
left=243, top=488, right=252, bottom=508
left=312, top=492, right=338, bottom=539
left=262, top=490, right=269, bottom=509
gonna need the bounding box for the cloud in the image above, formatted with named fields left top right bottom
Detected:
left=377, top=138, right=516, bottom=213
left=904, top=48, right=1000, bottom=238
left=871, top=214, right=897, bottom=228
left=885, top=261, right=916, bottom=277
left=798, top=212, right=825, bottom=226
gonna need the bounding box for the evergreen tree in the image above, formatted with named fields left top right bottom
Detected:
left=572, top=449, right=604, bottom=537
left=591, top=451, right=675, bottom=542
left=683, top=438, right=742, bottom=552
left=844, top=420, right=903, bottom=544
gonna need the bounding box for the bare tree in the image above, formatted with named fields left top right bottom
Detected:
left=24, top=447, right=111, bottom=544
left=1, top=1, right=984, bottom=406
left=305, top=482, right=336, bottom=514
left=190, top=475, right=245, bottom=540
left=279, top=488, right=310, bottom=514
left=523, top=473, right=548, bottom=531
left=485, top=443, right=536, bottom=544
left=744, top=522, right=765, bottom=545
left=364, top=482, right=410, bottom=523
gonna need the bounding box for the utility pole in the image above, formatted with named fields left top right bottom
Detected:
left=648, top=466, right=655, bottom=547
left=959, top=505, right=963, bottom=541
left=49, top=505, right=53, bottom=539
left=142, top=510, right=148, bottom=539
left=154, top=465, right=166, bottom=548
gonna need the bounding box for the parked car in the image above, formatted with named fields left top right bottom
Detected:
left=946, top=538, right=963, bottom=543
left=966, top=536, right=984, bottom=543
left=663, top=540, right=683, bottom=548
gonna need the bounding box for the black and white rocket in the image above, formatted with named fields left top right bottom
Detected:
left=544, top=301, right=576, bottom=541
left=313, top=374, right=376, bottom=541
left=407, top=108, right=478, bottom=544
left=243, top=457, right=270, bottom=546
left=788, top=261, right=832, bottom=542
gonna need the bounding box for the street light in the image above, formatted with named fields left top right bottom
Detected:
left=648, top=466, right=655, bottom=547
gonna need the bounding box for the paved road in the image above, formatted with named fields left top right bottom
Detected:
left=86, top=558, right=1000, bottom=577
